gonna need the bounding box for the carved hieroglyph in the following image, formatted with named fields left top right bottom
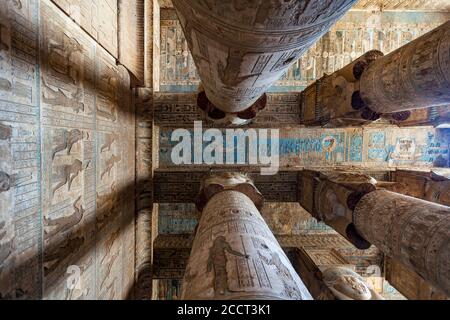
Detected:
left=353, top=190, right=450, bottom=296
left=182, top=182, right=312, bottom=300
left=358, top=21, right=450, bottom=114
left=1, top=0, right=136, bottom=300
left=172, top=0, right=357, bottom=113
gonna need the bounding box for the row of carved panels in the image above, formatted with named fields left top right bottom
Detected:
left=158, top=126, right=450, bottom=169
left=153, top=92, right=450, bottom=128
left=153, top=170, right=391, bottom=203
left=0, top=0, right=135, bottom=300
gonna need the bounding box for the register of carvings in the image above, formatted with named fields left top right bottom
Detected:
left=1, top=0, right=135, bottom=300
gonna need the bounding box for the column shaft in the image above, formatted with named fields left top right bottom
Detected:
left=359, top=21, right=450, bottom=114
left=353, top=190, right=450, bottom=296
left=172, top=0, right=357, bottom=114
left=182, top=190, right=312, bottom=300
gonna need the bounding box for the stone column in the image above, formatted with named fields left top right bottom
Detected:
left=172, top=0, right=357, bottom=123
left=300, top=50, right=384, bottom=126
left=181, top=173, right=312, bottom=300
left=353, top=190, right=450, bottom=297
left=358, top=21, right=450, bottom=116
left=299, top=170, right=450, bottom=296
left=389, top=170, right=450, bottom=206
left=298, top=171, right=375, bottom=249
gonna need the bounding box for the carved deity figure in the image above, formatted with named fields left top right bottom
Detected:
left=100, top=155, right=121, bottom=180
left=42, top=82, right=85, bottom=114
left=100, top=133, right=118, bottom=153
left=44, top=196, right=84, bottom=239
left=322, top=267, right=384, bottom=300
left=218, top=49, right=260, bottom=87
left=52, top=159, right=85, bottom=196
left=48, top=36, right=83, bottom=84
left=207, top=236, right=249, bottom=296
left=52, top=129, right=84, bottom=160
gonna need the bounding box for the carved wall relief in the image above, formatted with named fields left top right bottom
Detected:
left=0, top=0, right=135, bottom=300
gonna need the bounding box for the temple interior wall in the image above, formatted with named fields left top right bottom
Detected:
left=0, top=0, right=138, bottom=299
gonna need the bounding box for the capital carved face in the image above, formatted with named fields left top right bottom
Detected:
left=322, top=266, right=374, bottom=300
left=333, top=275, right=371, bottom=300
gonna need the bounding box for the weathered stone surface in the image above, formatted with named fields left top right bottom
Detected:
left=354, top=190, right=450, bottom=296
left=321, top=266, right=384, bottom=300
left=182, top=189, right=312, bottom=300
left=385, top=257, right=448, bottom=300
left=1, top=0, right=136, bottom=300
left=51, top=0, right=118, bottom=57
left=391, top=170, right=450, bottom=206
left=359, top=21, right=450, bottom=114
left=118, top=0, right=145, bottom=83
left=172, top=0, right=357, bottom=114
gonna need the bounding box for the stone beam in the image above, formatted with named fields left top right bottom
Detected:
left=171, top=0, right=357, bottom=124
left=135, top=87, right=155, bottom=299
left=153, top=170, right=391, bottom=203
left=153, top=92, right=301, bottom=128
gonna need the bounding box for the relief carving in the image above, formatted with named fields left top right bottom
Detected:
left=218, top=49, right=260, bottom=87
left=259, top=250, right=303, bottom=299
left=52, top=129, right=85, bottom=160
left=0, top=78, right=12, bottom=93
left=0, top=171, right=12, bottom=193
left=96, top=97, right=117, bottom=122
left=52, top=159, right=87, bottom=197
left=8, top=0, right=22, bottom=10
left=42, top=81, right=85, bottom=114
left=207, top=236, right=249, bottom=296
left=100, top=133, right=119, bottom=153
left=44, top=235, right=85, bottom=276
left=101, top=155, right=121, bottom=180
left=44, top=196, right=84, bottom=239
left=48, top=35, right=83, bottom=85
left=322, top=267, right=383, bottom=300
left=96, top=183, right=118, bottom=230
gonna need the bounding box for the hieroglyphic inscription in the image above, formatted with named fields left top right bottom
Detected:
left=0, top=0, right=40, bottom=300
left=182, top=189, right=312, bottom=300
